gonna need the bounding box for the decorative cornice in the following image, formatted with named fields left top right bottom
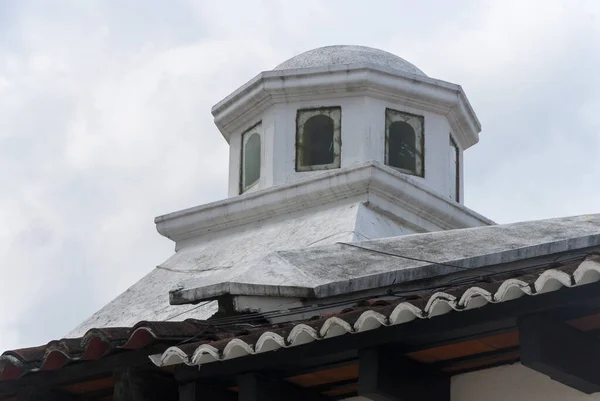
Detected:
left=154, top=162, right=494, bottom=246
left=211, top=63, right=481, bottom=149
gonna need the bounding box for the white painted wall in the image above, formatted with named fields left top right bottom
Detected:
left=353, top=202, right=417, bottom=240
left=452, top=363, right=600, bottom=401
left=227, top=94, right=464, bottom=205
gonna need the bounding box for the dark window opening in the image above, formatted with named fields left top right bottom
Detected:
left=388, top=121, right=417, bottom=172
left=296, top=107, right=341, bottom=171
left=301, top=115, right=335, bottom=166
left=449, top=135, right=459, bottom=202
left=385, top=108, right=424, bottom=177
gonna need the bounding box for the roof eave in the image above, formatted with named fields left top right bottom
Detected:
left=168, top=215, right=600, bottom=304
left=154, top=162, right=493, bottom=245
left=211, top=64, right=481, bottom=149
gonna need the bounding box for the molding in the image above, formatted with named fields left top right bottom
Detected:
left=211, top=63, right=481, bottom=150
left=154, top=162, right=494, bottom=245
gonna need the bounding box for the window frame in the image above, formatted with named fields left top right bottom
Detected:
left=295, top=106, right=342, bottom=172
left=239, top=122, right=262, bottom=194
left=384, top=108, right=425, bottom=177
left=449, top=134, right=460, bottom=202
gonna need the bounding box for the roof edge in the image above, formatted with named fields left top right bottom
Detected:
left=210, top=64, right=481, bottom=149
left=154, top=162, right=494, bottom=245
left=168, top=218, right=600, bottom=304
left=152, top=256, right=600, bottom=369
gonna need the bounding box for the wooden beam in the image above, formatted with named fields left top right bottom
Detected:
left=237, top=373, right=331, bottom=401
left=179, top=381, right=236, bottom=401
left=17, top=387, right=81, bottom=401
left=358, top=346, right=449, bottom=401
left=113, top=367, right=177, bottom=401
left=519, top=314, right=600, bottom=394
left=430, top=346, right=520, bottom=371
left=77, top=388, right=115, bottom=401
left=308, top=378, right=357, bottom=394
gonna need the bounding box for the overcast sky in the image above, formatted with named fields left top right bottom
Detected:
left=1, top=0, right=599, bottom=351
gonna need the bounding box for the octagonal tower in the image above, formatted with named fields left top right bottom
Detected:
left=212, top=45, right=480, bottom=203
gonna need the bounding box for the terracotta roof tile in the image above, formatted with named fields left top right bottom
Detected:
left=1, top=254, right=599, bottom=381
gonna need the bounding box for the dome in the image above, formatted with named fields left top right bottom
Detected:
left=273, top=45, right=426, bottom=76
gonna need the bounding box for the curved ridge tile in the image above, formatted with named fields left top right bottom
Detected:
left=287, top=324, right=319, bottom=346
left=40, top=350, right=71, bottom=371
left=81, top=336, right=111, bottom=360
left=122, top=327, right=157, bottom=350
left=535, top=269, right=572, bottom=294
left=353, top=310, right=388, bottom=332
left=148, top=353, right=164, bottom=367
left=494, top=279, right=532, bottom=301
left=155, top=346, right=190, bottom=367
left=0, top=356, right=24, bottom=381
left=223, top=339, right=254, bottom=360
left=388, top=302, right=423, bottom=325
left=0, top=355, right=23, bottom=369
left=573, top=257, right=600, bottom=286
left=191, top=344, right=221, bottom=365
left=255, top=332, right=286, bottom=353
left=320, top=317, right=353, bottom=338
left=425, top=292, right=457, bottom=317
left=81, top=328, right=131, bottom=347
left=459, top=287, right=493, bottom=310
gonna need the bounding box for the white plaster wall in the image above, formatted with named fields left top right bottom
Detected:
left=353, top=203, right=417, bottom=240
left=370, top=98, right=461, bottom=203
left=228, top=126, right=242, bottom=197
left=226, top=95, right=464, bottom=203
left=273, top=96, right=375, bottom=185
left=71, top=198, right=366, bottom=335
left=452, top=363, right=600, bottom=401
left=227, top=111, right=274, bottom=197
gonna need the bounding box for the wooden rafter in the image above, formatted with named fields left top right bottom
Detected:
left=113, top=367, right=177, bottom=401
left=237, top=373, right=332, bottom=401
left=519, top=313, right=600, bottom=394
left=179, top=381, right=236, bottom=401
left=358, top=346, right=449, bottom=401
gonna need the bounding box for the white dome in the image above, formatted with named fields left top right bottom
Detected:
left=274, top=45, right=426, bottom=76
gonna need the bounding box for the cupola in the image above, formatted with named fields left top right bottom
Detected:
left=212, top=45, right=480, bottom=203
left=68, top=45, right=493, bottom=337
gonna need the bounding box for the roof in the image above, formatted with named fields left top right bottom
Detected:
left=2, top=253, right=599, bottom=382
left=273, top=45, right=426, bottom=76
left=155, top=254, right=600, bottom=368
left=0, top=320, right=250, bottom=381
left=69, top=211, right=599, bottom=337
left=68, top=162, right=493, bottom=338
left=67, top=201, right=366, bottom=337
left=171, top=213, right=600, bottom=303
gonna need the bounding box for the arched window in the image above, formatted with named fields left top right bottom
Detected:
left=296, top=107, right=341, bottom=171
left=240, top=125, right=261, bottom=193
left=388, top=121, right=416, bottom=172
left=302, top=115, right=334, bottom=165
left=385, top=109, right=424, bottom=176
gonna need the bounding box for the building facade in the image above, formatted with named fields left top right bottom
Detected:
left=1, top=45, right=600, bottom=401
